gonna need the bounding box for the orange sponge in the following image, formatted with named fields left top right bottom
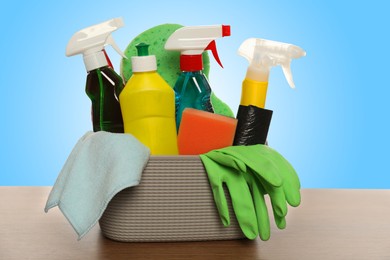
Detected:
left=178, top=108, right=238, bottom=155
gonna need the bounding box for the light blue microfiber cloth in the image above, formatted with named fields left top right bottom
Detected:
left=45, top=131, right=150, bottom=240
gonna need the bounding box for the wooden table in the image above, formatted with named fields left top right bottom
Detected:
left=1, top=187, right=389, bottom=259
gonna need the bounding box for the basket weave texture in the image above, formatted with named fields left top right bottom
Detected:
left=99, top=156, right=244, bottom=242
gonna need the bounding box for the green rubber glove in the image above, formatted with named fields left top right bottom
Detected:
left=256, top=145, right=301, bottom=207
left=242, top=169, right=271, bottom=240
left=203, top=145, right=301, bottom=240
left=254, top=145, right=301, bottom=229
left=199, top=155, right=259, bottom=240
left=204, top=147, right=283, bottom=240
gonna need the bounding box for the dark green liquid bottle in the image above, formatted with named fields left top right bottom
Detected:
left=85, top=66, right=124, bottom=133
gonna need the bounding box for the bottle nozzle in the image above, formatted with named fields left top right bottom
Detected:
left=222, top=25, right=231, bottom=37
left=165, top=24, right=231, bottom=70
left=131, top=42, right=157, bottom=72
left=66, top=17, right=126, bottom=71
left=135, top=43, right=150, bottom=56
left=239, top=38, right=306, bottom=88
left=288, top=45, right=306, bottom=59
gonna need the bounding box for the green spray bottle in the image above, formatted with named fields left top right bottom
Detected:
left=66, top=18, right=126, bottom=133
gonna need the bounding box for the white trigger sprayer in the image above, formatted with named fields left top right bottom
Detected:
left=238, top=38, right=306, bottom=108
left=66, top=17, right=127, bottom=72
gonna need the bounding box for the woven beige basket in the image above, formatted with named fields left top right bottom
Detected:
left=99, top=155, right=245, bottom=242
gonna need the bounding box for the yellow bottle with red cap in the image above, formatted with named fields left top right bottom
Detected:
left=119, top=43, right=178, bottom=155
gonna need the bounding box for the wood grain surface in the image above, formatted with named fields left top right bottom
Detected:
left=1, top=187, right=389, bottom=259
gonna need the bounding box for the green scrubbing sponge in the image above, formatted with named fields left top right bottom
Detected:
left=211, top=92, right=234, bottom=117
left=121, top=23, right=233, bottom=117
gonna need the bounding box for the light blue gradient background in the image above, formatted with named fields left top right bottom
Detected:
left=1, top=1, right=389, bottom=187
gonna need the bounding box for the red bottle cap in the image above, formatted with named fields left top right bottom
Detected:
left=180, top=55, right=203, bottom=71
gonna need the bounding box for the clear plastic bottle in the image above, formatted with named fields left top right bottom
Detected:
left=174, top=70, right=214, bottom=129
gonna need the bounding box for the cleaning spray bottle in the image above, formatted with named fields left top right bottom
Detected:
left=119, top=43, right=178, bottom=155
left=66, top=18, right=126, bottom=133
left=233, top=38, right=306, bottom=145
left=164, top=25, right=231, bottom=130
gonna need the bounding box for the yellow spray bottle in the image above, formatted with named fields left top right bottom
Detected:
left=234, top=38, right=306, bottom=145
left=238, top=38, right=306, bottom=108
left=119, top=43, right=178, bottom=155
